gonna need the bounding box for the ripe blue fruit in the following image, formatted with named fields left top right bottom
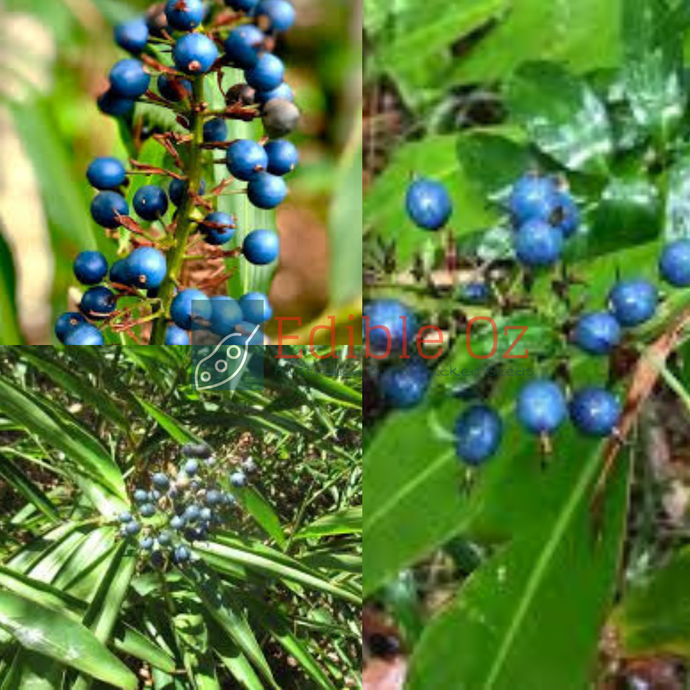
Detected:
left=242, top=457, right=257, bottom=473
left=203, top=117, right=228, bottom=143
left=139, top=536, right=154, bottom=550
left=659, top=239, right=690, bottom=287
left=200, top=507, right=213, bottom=521
left=206, top=489, right=222, bottom=505
left=380, top=361, right=430, bottom=409
left=173, top=545, right=191, bottom=563
left=109, top=259, right=131, bottom=287
left=98, top=89, right=136, bottom=117
left=114, top=17, right=149, bottom=53
left=182, top=442, right=212, bottom=458
left=149, top=489, right=161, bottom=501
left=73, top=251, right=108, bottom=285
left=245, top=53, right=284, bottom=91
left=125, top=521, right=141, bottom=535
left=226, top=139, right=268, bottom=181
left=569, top=387, right=621, bottom=437
left=554, top=191, right=579, bottom=238
left=517, top=379, right=567, bottom=434
left=256, top=82, right=294, bottom=105
left=139, top=503, right=156, bottom=517
left=165, top=325, right=190, bottom=345
left=80, top=286, right=117, bottom=320
left=87, top=157, right=126, bottom=190
left=173, top=33, right=219, bottom=74
left=119, top=512, right=133, bottom=523
left=362, top=299, right=418, bottom=354
left=133, top=185, right=169, bottom=220
left=405, top=178, right=452, bottom=231
left=247, top=172, right=287, bottom=209
left=158, top=530, right=173, bottom=546
left=157, top=74, right=192, bottom=101
left=225, top=0, right=259, bottom=10
left=460, top=282, right=490, bottom=304
left=109, top=59, right=150, bottom=99
left=263, top=139, right=298, bottom=175
left=170, top=515, right=186, bottom=530
left=169, top=178, right=205, bottom=206
left=240, top=291, right=273, bottom=323
left=223, top=492, right=236, bottom=506
left=55, top=312, right=87, bottom=343
left=64, top=325, right=104, bottom=345
left=210, top=296, right=243, bottom=336
left=184, top=459, right=199, bottom=475
left=171, top=289, right=211, bottom=330
left=126, top=247, right=167, bottom=289
left=256, top=0, right=295, bottom=31
left=91, top=191, right=129, bottom=228
left=243, top=229, right=279, bottom=265
left=262, top=98, right=300, bottom=138
left=455, top=404, right=503, bottom=466
left=573, top=312, right=621, bottom=355
left=133, top=489, right=149, bottom=503
left=230, top=471, right=247, bottom=487
left=165, top=0, right=204, bottom=30
left=224, top=25, right=264, bottom=68
left=152, top=472, right=170, bottom=489
left=608, top=279, right=658, bottom=327
left=514, top=219, right=564, bottom=267
left=508, top=174, right=559, bottom=226
left=184, top=504, right=201, bottom=521
left=199, top=211, right=236, bottom=245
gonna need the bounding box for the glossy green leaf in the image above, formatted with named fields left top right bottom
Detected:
left=0, top=589, right=137, bottom=689
left=113, top=625, right=176, bottom=673
left=136, top=397, right=198, bottom=444
left=506, top=62, right=613, bottom=175
left=0, top=226, right=21, bottom=345
left=0, top=454, right=58, bottom=522
left=236, top=487, right=287, bottom=549
left=296, top=506, right=362, bottom=540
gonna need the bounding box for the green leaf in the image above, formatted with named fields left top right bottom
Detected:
left=236, top=487, right=287, bottom=549
left=407, top=449, right=630, bottom=690
left=136, top=397, right=198, bottom=444
left=0, top=454, right=58, bottom=522
left=296, top=506, right=362, bottom=540
left=113, top=625, right=176, bottom=674
left=0, top=589, right=137, bottom=689
left=506, top=62, right=613, bottom=175
left=0, top=225, right=21, bottom=344
left=612, top=546, right=690, bottom=659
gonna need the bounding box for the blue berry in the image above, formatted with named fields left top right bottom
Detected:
left=157, top=74, right=192, bottom=101
left=139, top=503, right=156, bottom=518
left=182, top=442, right=211, bottom=458
left=149, top=489, right=161, bottom=501
left=139, top=536, right=154, bottom=550
left=206, top=489, right=222, bottom=505
left=152, top=473, right=170, bottom=489
left=508, top=174, right=559, bottom=226
left=659, top=239, right=690, bottom=287
left=133, top=185, right=169, bottom=221
left=225, top=0, right=259, bottom=10
left=55, top=312, right=87, bottom=343
left=173, top=545, right=191, bottom=563
left=165, top=0, right=204, bottom=30
left=184, top=459, right=199, bottom=475
left=173, top=33, right=219, bottom=74
left=158, top=531, right=173, bottom=546
left=255, top=0, right=295, bottom=31
left=125, top=521, right=142, bottom=536
left=200, top=507, right=213, bottom=521
left=203, top=118, right=228, bottom=143
left=224, top=25, right=264, bottom=68
left=460, top=283, right=490, bottom=304
left=243, top=229, right=279, bottom=264
left=169, top=178, right=205, bottom=206
left=171, top=289, right=211, bottom=330
left=569, top=387, right=621, bottom=437
left=608, top=279, right=658, bottom=327
left=405, top=178, right=452, bottom=231
left=362, top=299, right=418, bottom=354
left=73, top=251, right=108, bottom=285
left=517, top=379, right=567, bottom=435
left=184, top=504, right=201, bottom=522
left=242, top=457, right=257, bottom=473
left=245, top=53, right=284, bottom=91
left=210, top=296, right=243, bottom=336
left=126, top=247, right=167, bottom=290
left=256, top=82, right=294, bottom=105
left=239, top=292, right=273, bottom=323
left=87, top=157, right=126, bottom=190
left=110, top=259, right=133, bottom=287
left=223, top=493, right=236, bottom=506
left=150, top=550, right=166, bottom=569
left=64, top=325, right=104, bottom=345
left=199, top=211, right=236, bottom=245
left=114, top=17, right=149, bottom=54
left=229, top=471, right=247, bottom=488
left=91, top=191, right=129, bottom=228
left=165, top=325, right=190, bottom=345
left=98, top=90, right=136, bottom=117
left=80, top=286, right=117, bottom=320
left=170, top=515, right=186, bottom=530
left=514, top=220, right=563, bottom=267
left=573, top=312, right=621, bottom=355
left=380, top=362, right=430, bottom=409
left=554, top=191, right=579, bottom=238
left=455, top=405, right=503, bottom=466
left=247, top=172, right=287, bottom=209
left=119, top=511, right=133, bottom=523
left=109, top=59, right=150, bottom=99
left=133, top=489, right=149, bottom=503
left=262, top=98, right=300, bottom=138
left=226, top=140, right=268, bottom=181
left=264, top=139, right=298, bottom=175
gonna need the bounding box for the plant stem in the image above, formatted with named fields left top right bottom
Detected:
left=150, top=77, right=206, bottom=345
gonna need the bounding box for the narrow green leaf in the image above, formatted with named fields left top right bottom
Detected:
left=296, top=506, right=362, bottom=540
left=0, top=225, right=21, bottom=344
left=236, top=487, right=286, bottom=549
left=136, top=397, right=198, bottom=444
left=0, top=453, right=58, bottom=521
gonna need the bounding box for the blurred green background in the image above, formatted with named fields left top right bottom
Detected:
left=0, top=0, right=362, bottom=344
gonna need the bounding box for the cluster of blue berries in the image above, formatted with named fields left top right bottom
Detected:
left=57, top=0, right=300, bottom=344
left=118, top=441, right=258, bottom=567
